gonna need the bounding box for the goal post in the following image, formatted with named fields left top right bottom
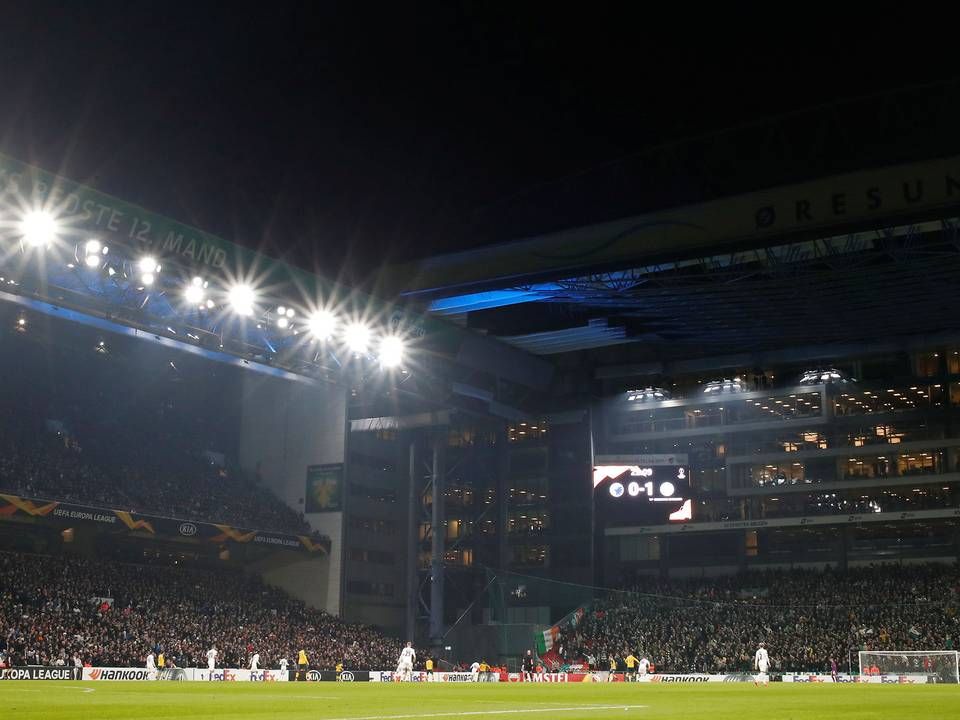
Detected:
left=859, top=650, right=959, bottom=683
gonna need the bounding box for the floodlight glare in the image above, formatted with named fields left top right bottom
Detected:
left=344, top=322, right=371, bottom=353
left=307, top=309, right=336, bottom=340
left=185, top=277, right=206, bottom=304
left=82, top=239, right=107, bottom=269
left=228, top=284, right=256, bottom=316
left=277, top=316, right=289, bottom=329
left=137, top=256, right=161, bottom=286
left=20, top=211, right=58, bottom=248
left=379, top=335, right=404, bottom=367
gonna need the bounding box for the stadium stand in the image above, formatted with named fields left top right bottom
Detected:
left=0, top=414, right=317, bottom=537
left=555, top=564, right=960, bottom=673
left=2, top=547, right=956, bottom=673
left=0, top=551, right=402, bottom=669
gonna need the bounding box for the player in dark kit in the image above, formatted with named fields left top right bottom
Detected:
left=830, top=657, right=838, bottom=682
left=521, top=650, right=534, bottom=681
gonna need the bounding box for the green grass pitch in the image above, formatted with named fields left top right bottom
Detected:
left=1, top=680, right=958, bottom=720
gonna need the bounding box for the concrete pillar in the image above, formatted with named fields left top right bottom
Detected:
left=497, top=426, right=510, bottom=570
left=406, top=438, right=418, bottom=643
left=429, top=436, right=445, bottom=645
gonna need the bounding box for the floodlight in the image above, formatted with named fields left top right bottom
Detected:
left=138, top=256, right=161, bottom=286
left=307, top=309, right=337, bottom=340
left=20, top=211, right=57, bottom=248
left=379, top=335, right=404, bottom=367
left=344, top=322, right=370, bottom=353
left=228, top=284, right=256, bottom=316
left=185, top=277, right=206, bottom=304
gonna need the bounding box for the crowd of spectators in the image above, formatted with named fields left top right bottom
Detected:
left=556, top=563, right=960, bottom=673
left=0, top=551, right=402, bottom=670
left=0, top=431, right=315, bottom=537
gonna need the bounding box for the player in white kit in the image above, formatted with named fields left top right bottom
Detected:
left=397, top=642, right=416, bottom=682
left=206, top=645, right=218, bottom=680
left=754, top=642, right=770, bottom=686
left=638, top=656, right=650, bottom=678
left=146, top=651, right=157, bottom=681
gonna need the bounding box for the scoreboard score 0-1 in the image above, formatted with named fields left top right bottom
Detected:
left=593, top=455, right=691, bottom=522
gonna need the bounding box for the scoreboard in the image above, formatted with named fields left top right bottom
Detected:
left=593, top=455, right=691, bottom=522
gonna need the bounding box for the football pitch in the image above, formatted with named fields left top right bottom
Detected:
left=1, top=681, right=958, bottom=720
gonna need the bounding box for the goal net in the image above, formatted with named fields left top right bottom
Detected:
left=859, top=651, right=959, bottom=683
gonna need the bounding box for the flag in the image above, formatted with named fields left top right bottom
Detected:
left=534, top=604, right=590, bottom=653
left=536, top=626, right=559, bottom=654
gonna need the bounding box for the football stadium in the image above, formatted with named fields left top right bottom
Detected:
left=3, top=16, right=960, bottom=720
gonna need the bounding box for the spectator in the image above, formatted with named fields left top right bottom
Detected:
left=557, top=563, right=960, bottom=673
left=0, top=551, right=410, bottom=670
left=0, top=426, right=322, bottom=538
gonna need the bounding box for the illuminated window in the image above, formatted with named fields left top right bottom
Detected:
left=510, top=545, right=549, bottom=567
left=949, top=350, right=960, bottom=374
left=915, top=352, right=939, bottom=377
left=950, top=383, right=960, bottom=405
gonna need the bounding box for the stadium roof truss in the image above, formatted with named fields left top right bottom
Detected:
left=0, top=153, right=553, bottom=402
left=394, top=154, right=960, bottom=357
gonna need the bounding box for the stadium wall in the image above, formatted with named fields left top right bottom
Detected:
left=238, top=373, right=347, bottom=615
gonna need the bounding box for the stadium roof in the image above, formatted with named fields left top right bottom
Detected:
left=388, top=154, right=960, bottom=359
left=0, top=154, right=552, bottom=401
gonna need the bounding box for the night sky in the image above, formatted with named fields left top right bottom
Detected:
left=0, top=3, right=953, bottom=282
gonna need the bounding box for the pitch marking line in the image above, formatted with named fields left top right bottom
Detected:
left=324, top=705, right=647, bottom=720
left=8, top=685, right=95, bottom=693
